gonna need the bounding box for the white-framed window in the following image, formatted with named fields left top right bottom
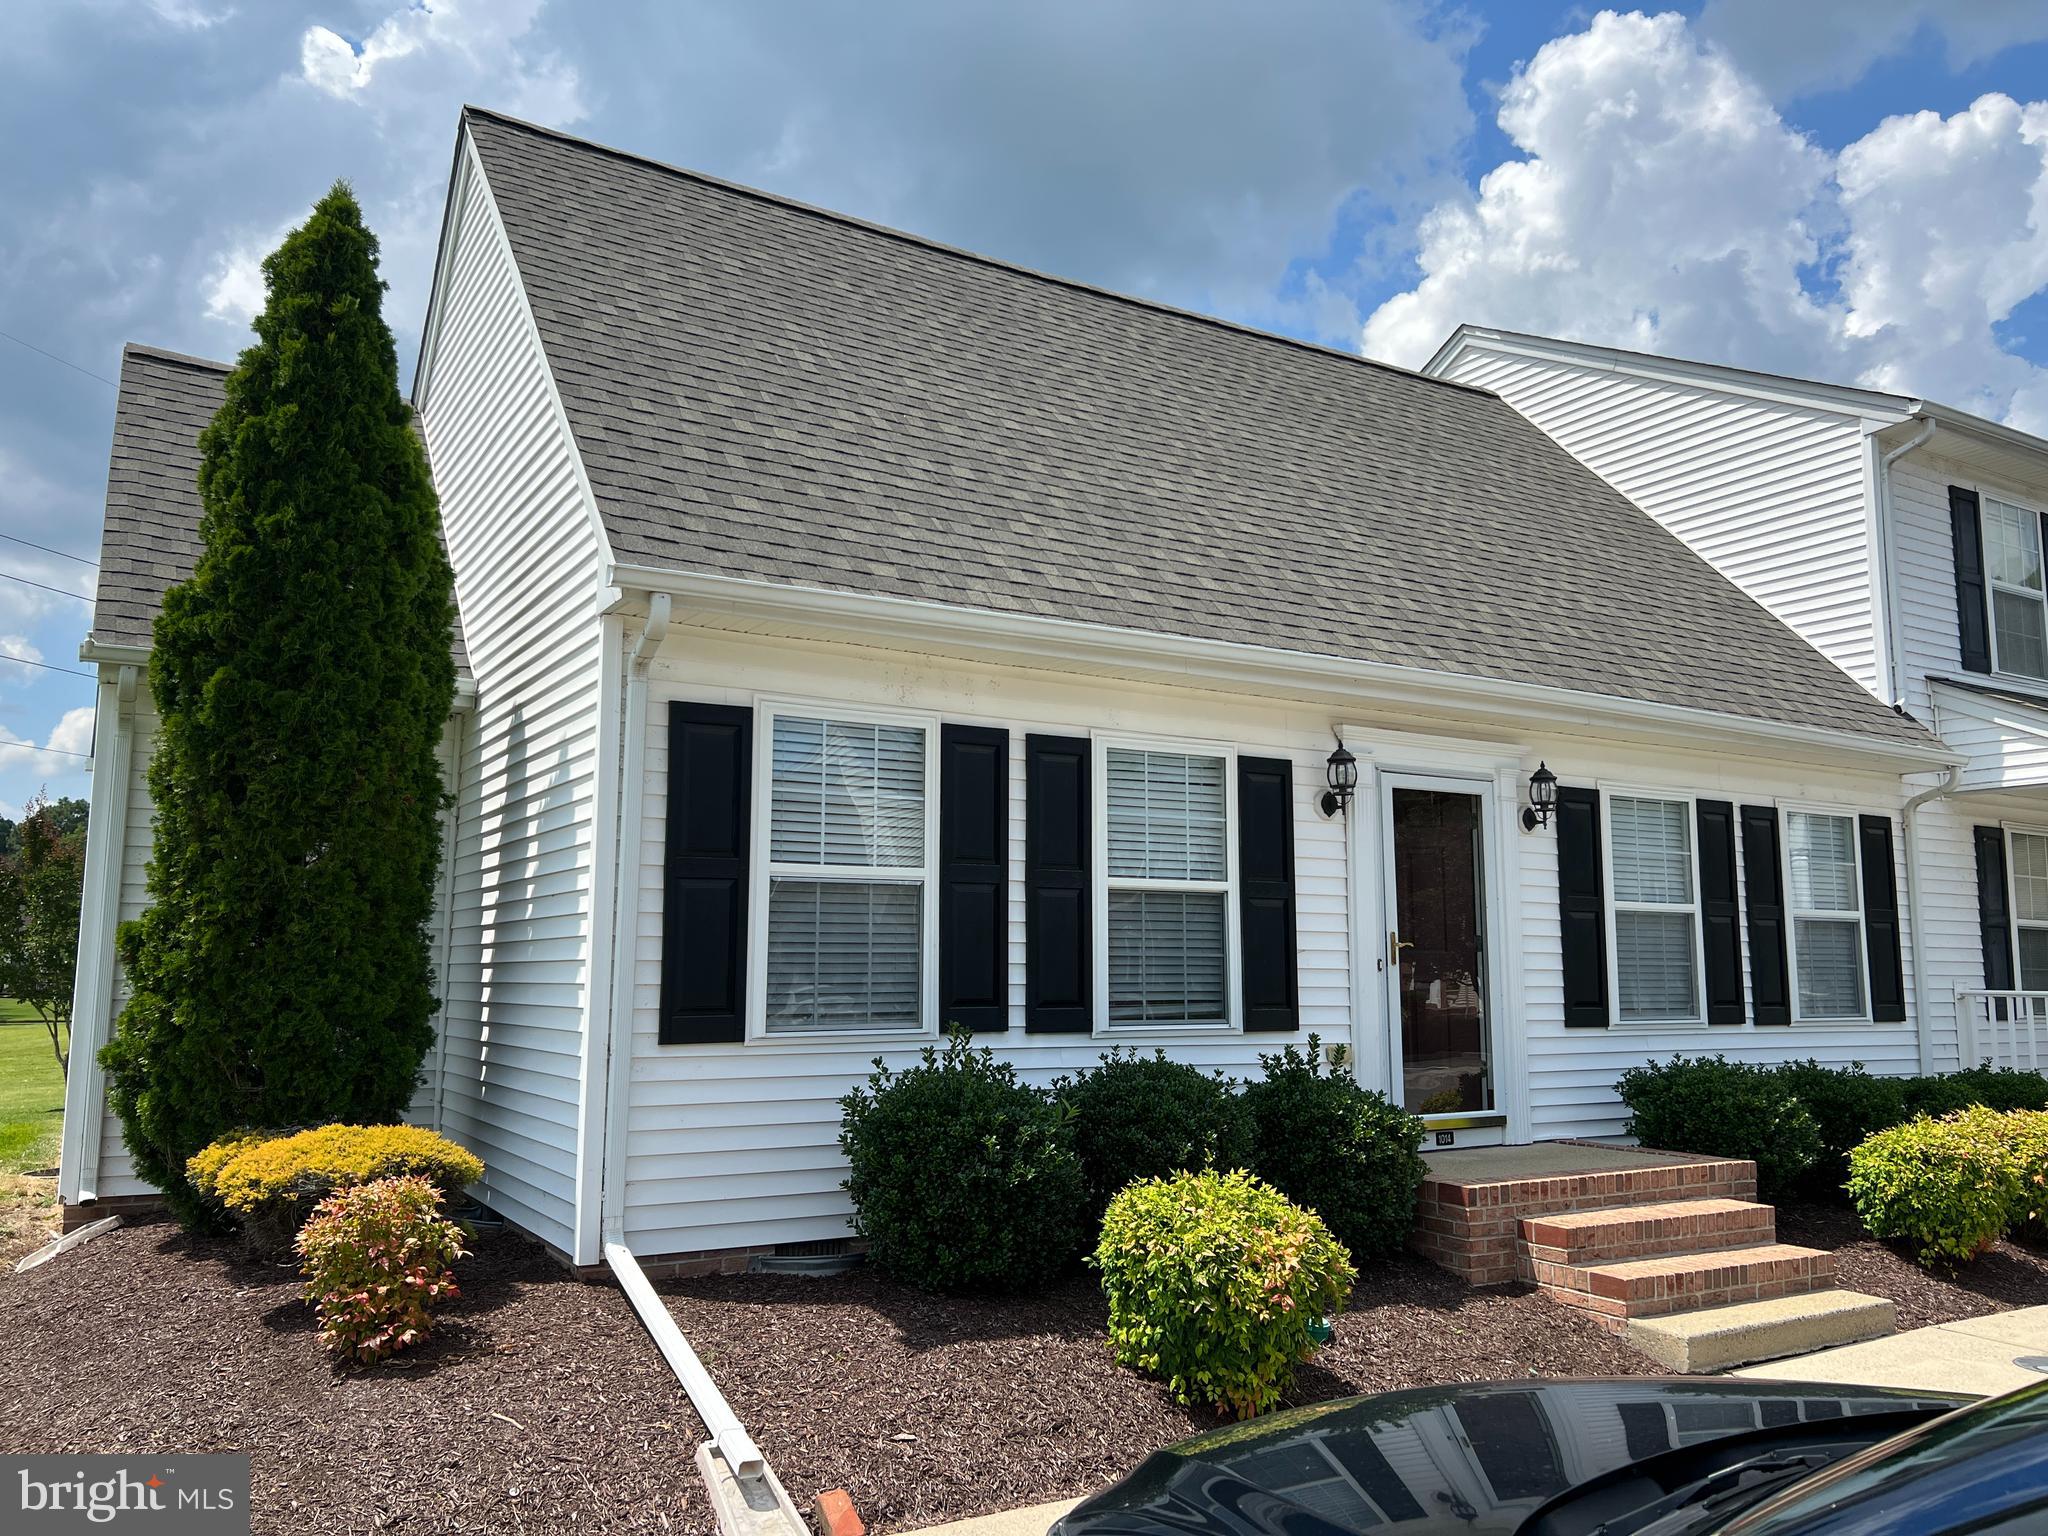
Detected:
left=1095, top=738, right=1238, bottom=1030
left=1603, top=790, right=1705, bottom=1026
left=1983, top=493, right=2048, bottom=681
left=2005, top=827, right=2048, bottom=990
left=1782, top=806, right=1868, bottom=1022
left=751, top=702, right=939, bottom=1037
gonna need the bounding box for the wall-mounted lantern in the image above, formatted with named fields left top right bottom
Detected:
left=1521, top=762, right=1558, bottom=831
left=1320, top=742, right=1358, bottom=818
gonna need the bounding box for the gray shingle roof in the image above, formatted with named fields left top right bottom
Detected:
left=93, top=344, right=467, bottom=675
left=464, top=109, right=1928, bottom=749
left=93, top=345, right=227, bottom=651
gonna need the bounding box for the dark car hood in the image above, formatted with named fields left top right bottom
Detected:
left=1056, top=1380, right=1963, bottom=1536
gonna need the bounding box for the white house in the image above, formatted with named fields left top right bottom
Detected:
left=1427, top=325, right=2048, bottom=1090
left=60, top=112, right=1962, bottom=1276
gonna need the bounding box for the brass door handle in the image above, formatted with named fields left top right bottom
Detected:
left=1389, top=930, right=1415, bottom=967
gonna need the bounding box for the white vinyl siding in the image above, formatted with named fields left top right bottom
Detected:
left=412, top=134, right=613, bottom=1258
left=757, top=708, right=935, bottom=1036
left=1101, top=745, right=1234, bottom=1029
left=1433, top=344, right=1881, bottom=693
left=1604, top=793, right=1703, bottom=1025
left=1784, top=809, right=1867, bottom=1022
left=1984, top=497, right=2048, bottom=680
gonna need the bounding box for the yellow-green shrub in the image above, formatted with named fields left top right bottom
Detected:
left=1095, top=1168, right=1354, bottom=1420
left=297, top=1176, right=466, bottom=1364
left=2007, top=1110, right=2048, bottom=1241
left=1846, top=1107, right=2022, bottom=1270
left=188, top=1124, right=482, bottom=1254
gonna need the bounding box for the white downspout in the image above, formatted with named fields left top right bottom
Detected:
left=590, top=596, right=765, bottom=1480
left=1877, top=418, right=1938, bottom=711
left=59, top=663, right=139, bottom=1207
left=1902, top=764, right=1961, bottom=1075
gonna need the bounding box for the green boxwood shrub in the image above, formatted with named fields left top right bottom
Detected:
left=1846, top=1107, right=2023, bottom=1270
left=839, top=1032, right=1087, bottom=1292
left=1902, top=1066, right=2048, bottom=1118
left=1239, top=1038, right=1425, bottom=1263
left=1055, top=1049, right=1253, bottom=1217
left=1771, top=1060, right=1909, bottom=1197
left=1616, top=1056, right=1823, bottom=1197
left=1096, top=1169, right=1354, bottom=1419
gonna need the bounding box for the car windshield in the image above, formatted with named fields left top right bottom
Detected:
left=1720, top=1380, right=2048, bottom=1533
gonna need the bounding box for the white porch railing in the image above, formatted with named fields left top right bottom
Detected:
left=1956, top=990, right=2048, bottom=1073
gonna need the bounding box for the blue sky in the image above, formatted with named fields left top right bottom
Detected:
left=4, top=1, right=2048, bottom=818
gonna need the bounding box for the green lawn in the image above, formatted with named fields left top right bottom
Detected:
left=0, top=1001, right=67, bottom=1174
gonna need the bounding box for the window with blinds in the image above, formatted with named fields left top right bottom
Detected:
left=762, top=711, right=931, bottom=1034
left=1103, top=747, right=1232, bottom=1026
left=2008, top=829, right=2048, bottom=990
left=1785, top=809, right=1866, bottom=1020
left=1607, top=793, right=1703, bottom=1023
left=1984, top=497, right=2048, bottom=680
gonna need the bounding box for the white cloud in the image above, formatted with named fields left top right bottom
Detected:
left=1361, top=10, right=2048, bottom=433
left=299, top=0, right=586, bottom=126
left=143, top=0, right=234, bottom=29
left=201, top=231, right=275, bottom=326
left=0, top=706, right=97, bottom=779
left=0, top=636, right=47, bottom=685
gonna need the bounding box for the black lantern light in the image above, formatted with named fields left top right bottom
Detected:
left=1321, top=742, right=1358, bottom=818
left=1522, top=761, right=1558, bottom=831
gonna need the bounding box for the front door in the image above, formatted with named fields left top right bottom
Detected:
left=1382, top=775, right=1502, bottom=1140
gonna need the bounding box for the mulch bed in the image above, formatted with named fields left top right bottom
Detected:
left=1774, top=1200, right=2048, bottom=1330
left=0, top=1216, right=710, bottom=1534
left=664, top=1254, right=1661, bottom=1533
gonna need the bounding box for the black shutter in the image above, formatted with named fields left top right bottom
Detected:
left=1556, top=785, right=1608, bottom=1028
left=1237, top=756, right=1298, bottom=1032
left=659, top=702, right=751, bottom=1044
left=1951, top=485, right=1992, bottom=674
left=1025, top=734, right=1091, bottom=1033
left=1976, top=825, right=2015, bottom=991
left=1859, top=815, right=1906, bottom=1024
left=939, top=725, right=1010, bottom=1034
left=1741, top=805, right=1792, bottom=1026
left=1696, top=800, right=1745, bottom=1025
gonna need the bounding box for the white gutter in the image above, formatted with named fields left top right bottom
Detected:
left=1876, top=418, right=1939, bottom=711
left=59, top=664, right=139, bottom=1205
left=1901, top=764, right=1961, bottom=1075
left=588, top=594, right=765, bottom=1480
left=610, top=562, right=1958, bottom=773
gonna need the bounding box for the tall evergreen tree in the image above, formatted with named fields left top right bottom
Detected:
left=103, top=184, right=456, bottom=1220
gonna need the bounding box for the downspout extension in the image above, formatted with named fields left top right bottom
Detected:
left=590, top=596, right=767, bottom=1478
left=1878, top=419, right=1938, bottom=711
left=1902, top=764, right=1960, bottom=1075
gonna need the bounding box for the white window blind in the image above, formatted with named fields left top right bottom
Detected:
left=762, top=711, right=930, bottom=1035
left=1104, top=747, right=1232, bottom=1027
left=1786, top=810, right=1865, bottom=1020
left=1985, top=498, right=2048, bottom=680
left=2010, top=830, right=2048, bottom=990
left=1608, top=794, right=1701, bottom=1024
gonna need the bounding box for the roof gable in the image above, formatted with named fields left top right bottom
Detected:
left=458, top=109, right=1930, bottom=750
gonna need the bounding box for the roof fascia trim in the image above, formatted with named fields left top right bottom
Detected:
left=611, top=561, right=1955, bottom=772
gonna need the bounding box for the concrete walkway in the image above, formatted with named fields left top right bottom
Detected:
left=895, top=1497, right=1082, bottom=1536
left=1734, top=1304, right=2048, bottom=1397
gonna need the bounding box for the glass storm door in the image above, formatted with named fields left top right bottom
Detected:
left=1385, top=781, right=1495, bottom=1120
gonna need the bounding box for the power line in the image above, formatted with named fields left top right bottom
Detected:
left=0, top=531, right=96, bottom=569
left=0, top=328, right=118, bottom=389
left=0, top=740, right=92, bottom=761
left=0, top=571, right=91, bottom=603
left=0, top=653, right=96, bottom=681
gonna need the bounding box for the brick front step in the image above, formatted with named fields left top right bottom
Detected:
left=1413, top=1153, right=1759, bottom=1287
left=1521, top=1198, right=1776, bottom=1269
left=1539, top=1243, right=1837, bottom=1330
